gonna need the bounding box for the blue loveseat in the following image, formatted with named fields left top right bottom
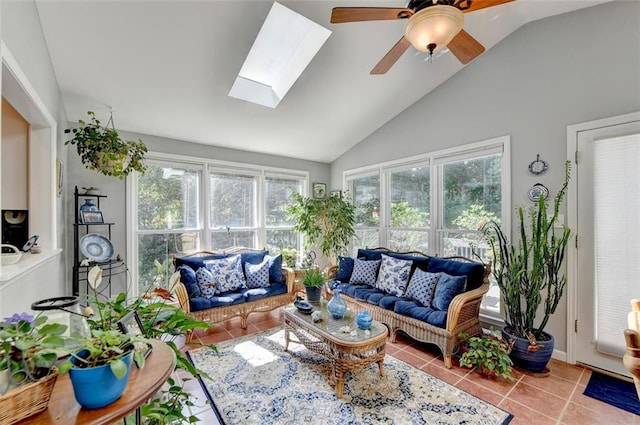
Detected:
left=173, top=247, right=295, bottom=329
left=327, top=248, right=489, bottom=368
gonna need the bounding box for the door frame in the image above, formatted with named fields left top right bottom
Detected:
left=565, top=111, right=640, bottom=366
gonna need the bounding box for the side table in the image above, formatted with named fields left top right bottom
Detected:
left=23, top=339, right=176, bottom=424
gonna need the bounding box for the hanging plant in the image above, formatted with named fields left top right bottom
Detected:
left=65, top=111, right=147, bottom=179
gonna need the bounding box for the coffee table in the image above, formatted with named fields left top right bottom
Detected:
left=283, top=303, right=387, bottom=398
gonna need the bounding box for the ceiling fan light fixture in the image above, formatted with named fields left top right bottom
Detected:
left=403, top=5, right=463, bottom=54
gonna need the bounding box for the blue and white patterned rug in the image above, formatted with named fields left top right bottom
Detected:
left=188, top=327, right=513, bottom=425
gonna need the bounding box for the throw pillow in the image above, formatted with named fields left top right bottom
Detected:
left=244, top=258, right=270, bottom=289
left=206, top=254, right=247, bottom=293
left=405, top=269, right=441, bottom=306
left=349, top=258, right=381, bottom=286
left=375, top=254, right=412, bottom=297
left=195, top=267, right=217, bottom=298
left=336, top=256, right=355, bottom=281
left=266, top=254, right=284, bottom=284
left=177, top=265, right=201, bottom=298
left=431, top=273, right=467, bottom=311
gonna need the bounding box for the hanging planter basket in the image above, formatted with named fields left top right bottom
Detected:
left=65, top=111, right=147, bottom=179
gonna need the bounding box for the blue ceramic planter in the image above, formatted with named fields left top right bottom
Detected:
left=502, top=327, right=554, bottom=374
left=69, top=351, right=133, bottom=409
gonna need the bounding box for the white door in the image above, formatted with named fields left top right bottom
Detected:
left=574, top=118, right=640, bottom=376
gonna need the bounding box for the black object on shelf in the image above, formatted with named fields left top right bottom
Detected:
left=72, top=186, right=128, bottom=297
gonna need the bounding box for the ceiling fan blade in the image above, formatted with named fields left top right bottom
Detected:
left=371, top=37, right=411, bottom=75
left=462, top=0, right=516, bottom=14
left=448, top=29, right=485, bottom=64
left=331, top=7, right=412, bottom=24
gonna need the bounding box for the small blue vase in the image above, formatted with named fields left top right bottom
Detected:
left=79, top=199, right=98, bottom=223
left=327, top=289, right=347, bottom=320
left=356, top=310, right=373, bottom=330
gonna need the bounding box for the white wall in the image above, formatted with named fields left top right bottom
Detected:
left=65, top=129, right=330, bottom=295
left=330, top=1, right=640, bottom=353
left=0, top=0, right=68, bottom=317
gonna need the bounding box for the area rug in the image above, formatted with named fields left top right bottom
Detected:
left=187, top=327, right=513, bottom=425
left=583, top=371, right=640, bottom=415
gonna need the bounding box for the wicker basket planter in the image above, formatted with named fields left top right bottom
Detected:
left=0, top=368, right=58, bottom=424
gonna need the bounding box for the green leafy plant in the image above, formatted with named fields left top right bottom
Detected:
left=302, top=267, right=325, bottom=287
left=280, top=248, right=298, bottom=268
left=65, top=111, right=147, bottom=179
left=287, top=192, right=356, bottom=265
left=459, top=330, right=515, bottom=380
left=482, top=161, right=572, bottom=342
left=0, top=313, right=68, bottom=392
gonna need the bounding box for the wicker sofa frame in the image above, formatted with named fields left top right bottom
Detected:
left=173, top=247, right=296, bottom=329
left=328, top=251, right=490, bottom=369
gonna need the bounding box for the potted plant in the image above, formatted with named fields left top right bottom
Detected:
left=287, top=191, right=356, bottom=266
left=459, top=330, right=515, bottom=380
left=0, top=313, right=69, bottom=423
left=302, top=266, right=325, bottom=303
left=482, top=161, right=572, bottom=374
left=65, top=111, right=147, bottom=179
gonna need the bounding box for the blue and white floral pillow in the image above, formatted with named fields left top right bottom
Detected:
left=349, top=258, right=381, bottom=286
left=405, top=269, right=441, bottom=306
left=375, top=254, right=412, bottom=297
left=244, top=258, right=270, bottom=289
left=205, top=255, right=247, bottom=293
left=195, top=266, right=218, bottom=298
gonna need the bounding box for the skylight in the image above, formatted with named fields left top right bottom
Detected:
left=228, top=2, right=331, bottom=108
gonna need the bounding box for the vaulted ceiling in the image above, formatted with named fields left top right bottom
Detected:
left=36, top=0, right=611, bottom=162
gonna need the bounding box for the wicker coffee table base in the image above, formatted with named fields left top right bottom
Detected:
left=284, top=313, right=386, bottom=399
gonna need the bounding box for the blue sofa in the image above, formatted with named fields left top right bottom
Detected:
left=173, top=247, right=295, bottom=329
left=327, top=248, right=489, bottom=368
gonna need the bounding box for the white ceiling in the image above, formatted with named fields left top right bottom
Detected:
left=35, top=0, right=612, bottom=163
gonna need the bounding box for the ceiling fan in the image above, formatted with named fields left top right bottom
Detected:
left=331, top=0, right=515, bottom=74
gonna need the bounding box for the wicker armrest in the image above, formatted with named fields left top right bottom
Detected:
left=445, top=282, right=489, bottom=331
left=174, top=282, right=191, bottom=314
left=326, top=265, right=338, bottom=280
left=282, top=267, right=295, bottom=293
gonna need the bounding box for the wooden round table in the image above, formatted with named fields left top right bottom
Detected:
left=23, top=339, right=176, bottom=424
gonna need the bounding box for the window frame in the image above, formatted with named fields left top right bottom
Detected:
left=127, top=151, right=308, bottom=296
left=343, top=136, right=510, bottom=318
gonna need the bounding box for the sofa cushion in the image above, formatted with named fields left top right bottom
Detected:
left=266, top=254, right=284, bottom=284
left=427, top=257, right=485, bottom=290
left=353, top=286, right=384, bottom=302
left=405, top=269, right=440, bottom=307
left=375, top=254, right=412, bottom=297
left=336, top=256, right=355, bottom=281
left=378, top=295, right=406, bottom=311
left=349, top=258, right=381, bottom=286
left=195, top=267, right=218, bottom=297
left=431, top=273, right=467, bottom=311
left=394, top=300, right=447, bottom=328
left=358, top=248, right=428, bottom=266
left=241, top=250, right=268, bottom=266
left=206, top=255, right=247, bottom=292
left=243, top=282, right=288, bottom=302
left=175, top=252, right=228, bottom=271
left=178, top=265, right=201, bottom=298
left=209, top=291, right=246, bottom=307
left=244, top=258, right=270, bottom=289
left=335, top=283, right=366, bottom=298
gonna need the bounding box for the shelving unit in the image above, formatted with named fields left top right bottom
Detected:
left=72, top=186, right=128, bottom=297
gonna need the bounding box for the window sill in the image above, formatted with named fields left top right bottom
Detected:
left=0, top=249, right=62, bottom=286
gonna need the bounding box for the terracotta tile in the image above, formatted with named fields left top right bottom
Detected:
left=507, top=381, right=567, bottom=418
left=192, top=332, right=233, bottom=346
left=560, top=401, right=634, bottom=425
left=402, top=342, right=441, bottom=363
left=227, top=323, right=262, bottom=337
left=498, top=398, right=556, bottom=425
left=578, top=368, right=592, bottom=386
left=464, top=367, right=519, bottom=396
left=548, top=358, right=585, bottom=383
left=455, top=379, right=504, bottom=406
left=418, top=362, right=464, bottom=386
left=521, top=372, right=576, bottom=400
left=392, top=350, right=429, bottom=368
left=385, top=344, right=400, bottom=355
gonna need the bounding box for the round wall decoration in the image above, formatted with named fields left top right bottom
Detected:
left=528, top=154, right=549, bottom=175
left=528, top=183, right=549, bottom=202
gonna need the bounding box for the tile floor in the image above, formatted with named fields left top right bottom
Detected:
left=180, top=309, right=638, bottom=425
